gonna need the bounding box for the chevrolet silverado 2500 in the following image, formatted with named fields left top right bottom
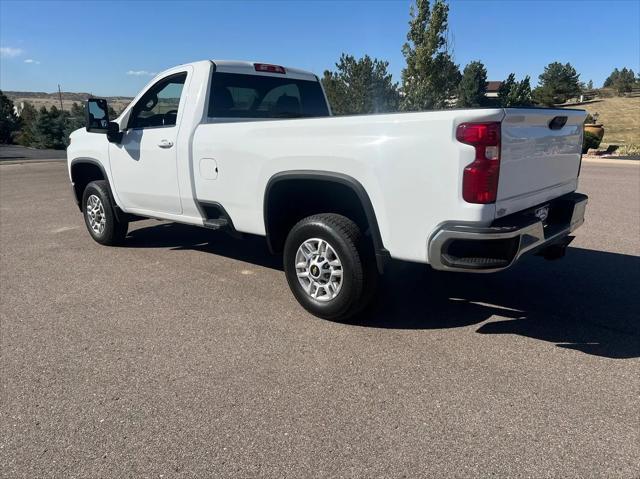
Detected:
left=67, top=60, right=588, bottom=320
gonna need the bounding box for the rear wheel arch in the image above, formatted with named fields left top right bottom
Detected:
left=263, top=171, right=388, bottom=272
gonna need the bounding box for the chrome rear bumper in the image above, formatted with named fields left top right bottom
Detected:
left=428, top=193, right=588, bottom=273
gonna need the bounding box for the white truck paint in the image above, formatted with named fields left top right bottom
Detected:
left=67, top=60, right=588, bottom=319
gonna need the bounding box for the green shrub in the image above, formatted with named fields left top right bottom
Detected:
left=582, top=131, right=601, bottom=153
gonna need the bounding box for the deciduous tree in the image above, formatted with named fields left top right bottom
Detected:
left=401, top=0, right=461, bottom=110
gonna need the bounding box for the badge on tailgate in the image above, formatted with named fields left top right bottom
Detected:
left=534, top=205, right=550, bottom=222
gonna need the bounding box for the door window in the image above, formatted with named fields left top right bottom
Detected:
left=128, top=73, right=187, bottom=129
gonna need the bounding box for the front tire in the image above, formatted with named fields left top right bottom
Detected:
left=82, top=180, right=128, bottom=245
left=283, top=213, right=377, bottom=321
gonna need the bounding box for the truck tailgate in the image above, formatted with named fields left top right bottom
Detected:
left=496, top=108, right=586, bottom=217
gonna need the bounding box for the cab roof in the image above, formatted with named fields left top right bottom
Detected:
left=211, top=60, right=318, bottom=81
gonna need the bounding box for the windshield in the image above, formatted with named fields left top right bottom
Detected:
left=208, top=72, right=330, bottom=119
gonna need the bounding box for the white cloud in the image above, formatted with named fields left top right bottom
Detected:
left=0, top=46, right=24, bottom=58
left=126, top=70, right=157, bottom=76
left=24, top=59, right=40, bottom=64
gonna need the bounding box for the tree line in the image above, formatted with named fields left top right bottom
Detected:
left=602, top=67, right=637, bottom=94
left=321, top=0, right=638, bottom=115
left=0, top=97, right=119, bottom=148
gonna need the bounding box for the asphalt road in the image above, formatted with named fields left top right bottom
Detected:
left=1, top=161, right=639, bottom=478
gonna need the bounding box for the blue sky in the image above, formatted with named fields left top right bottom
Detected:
left=1, top=0, right=638, bottom=96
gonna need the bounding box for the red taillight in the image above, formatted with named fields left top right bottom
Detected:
left=456, top=122, right=501, bottom=204
left=254, top=63, right=286, bottom=74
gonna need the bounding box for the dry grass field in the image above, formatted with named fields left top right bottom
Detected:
left=5, top=91, right=132, bottom=116
left=581, top=96, right=640, bottom=147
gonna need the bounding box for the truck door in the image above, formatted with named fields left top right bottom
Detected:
left=109, top=71, right=188, bottom=215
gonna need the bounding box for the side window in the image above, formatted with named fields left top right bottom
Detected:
left=128, top=73, right=187, bottom=129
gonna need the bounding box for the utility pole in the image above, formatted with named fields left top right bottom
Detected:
left=58, top=84, right=64, bottom=111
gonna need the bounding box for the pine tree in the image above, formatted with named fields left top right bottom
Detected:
left=33, top=106, right=53, bottom=148
left=603, top=67, right=636, bottom=94
left=603, top=68, right=618, bottom=88
left=65, top=102, right=86, bottom=137
left=321, top=54, right=400, bottom=115
left=532, top=62, right=581, bottom=106
left=456, top=61, right=488, bottom=108
left=0, top=90, right=21, bottom=144
left=16, top=102, right=37, bottom=146
left=498, top=74, right=532, bottom=107
left=498, top=73, right=516, bottom=105
left=512, top=76, right=532, bottom=106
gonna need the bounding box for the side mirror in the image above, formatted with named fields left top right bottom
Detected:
left=86, top=99, right=122, bottom=143
left=86, top=98, right=110, bottom=133
left=106, top=122, right=123, bottom=144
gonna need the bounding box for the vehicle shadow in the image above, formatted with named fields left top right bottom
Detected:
left=126, top=222, right=640, bottom=359
left=125, top=221, right=283, bottom=270
left=353, top=252, right=640, bottom=359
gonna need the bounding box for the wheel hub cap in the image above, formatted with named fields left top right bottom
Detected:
left=295, top=238, right=343, bottom=302
left=86, top=194, right=106, bottom=235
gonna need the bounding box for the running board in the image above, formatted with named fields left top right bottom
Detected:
left=203, top=218, right=229, bottom=230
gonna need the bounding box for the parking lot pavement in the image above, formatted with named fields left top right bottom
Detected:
left=1, top=160, right=639, bottom=477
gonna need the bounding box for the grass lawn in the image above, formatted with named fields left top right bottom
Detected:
left=580, top=96, right=640, bottom=146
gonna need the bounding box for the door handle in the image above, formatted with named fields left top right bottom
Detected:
left=158, top=139, right=173, bottom=149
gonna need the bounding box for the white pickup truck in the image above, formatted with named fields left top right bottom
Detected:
left=67, top=60, right=588, bottom=320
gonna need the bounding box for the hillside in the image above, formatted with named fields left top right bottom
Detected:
left=581, top=96, right=639, bottom=146
left=4, top=91, right=133, bottom=113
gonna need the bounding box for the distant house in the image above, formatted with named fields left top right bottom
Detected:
left=485, top=81, right=502, bottom=98
left=13, top=102, right=25, bottom=117
left=447, top=80, right=504, bottom=107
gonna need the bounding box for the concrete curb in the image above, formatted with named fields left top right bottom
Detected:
left=0, top=158, right=67, bottom=166
left=582, top=157, right=640, bottom=166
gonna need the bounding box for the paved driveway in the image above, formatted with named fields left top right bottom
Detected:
left=1, top=160, right=638, bottom=477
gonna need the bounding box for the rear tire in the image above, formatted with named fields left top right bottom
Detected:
left=82, top=180, right=128, bottom=245
left=283, top=213, right=377, bottom=321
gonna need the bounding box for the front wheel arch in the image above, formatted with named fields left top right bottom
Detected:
left=70, top=158, right=125, bottom=223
